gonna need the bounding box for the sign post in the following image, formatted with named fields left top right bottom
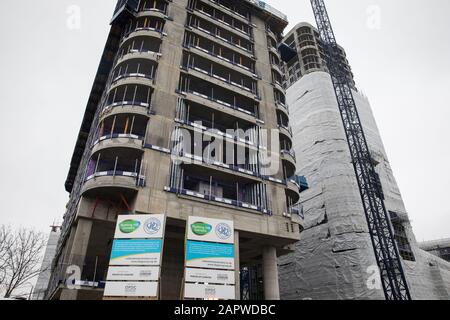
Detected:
left=184, top=217, right=236, bottom=300
left=104, top=214, right=166, bottom=299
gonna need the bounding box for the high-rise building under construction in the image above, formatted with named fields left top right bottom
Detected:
left=279, top=22, right=450, bottom=300
left=46, top=0, right=307, bottom=300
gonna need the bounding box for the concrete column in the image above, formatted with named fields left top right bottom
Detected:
left=60, top=218, right=93, bottom=301
left=234, top=231, right=240, bottom=300
left=262, top=246, right=280, bottom=300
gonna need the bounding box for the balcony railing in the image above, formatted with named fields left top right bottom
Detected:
left=187, top=22, right=253, bottom=55
left=85, top=155, right=146, bottom=187
left=182, top=64, right=258, bottom=97
left=184, top=43, right=256, bottom=75
left=190, top=6, right=252, bottom=39
left=178, top=88, right=256, bottom=117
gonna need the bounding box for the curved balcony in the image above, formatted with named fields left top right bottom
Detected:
left=268, top=46, right=281, bottom=59
left=271, top=63, right=284, bottom=78
left=136, top=9, right=167, bottom=20
left=285, top=180, right=301, bottom=205
left=276, top=102, right=289, bottom=118
left=105, top=83, right=153, bottom=117
left=82, top=149, right=145, bottom=196
left=108, top=75, right=154, bottom=94
left=272, top=81, right=284, bottom=93
left=91, top=135, right=144, bottom=155
left=120, top=26, right=165, bottom=47
left=267, top=29, right=278, bottom=43
left=116, top=50, right=161, bottom=67
left=278, top=124, right=293, bottom=140
left=100, top=102, right=152, bottom=121
left=119, top=35, right=162, bottom=59
left=92, top=113, right=148, bottom=154
left=111, top=58, right=158, bottom=84
left=281, top=149, right=296, bottom=178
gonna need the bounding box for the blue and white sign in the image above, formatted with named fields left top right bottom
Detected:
left=109, top=239, right=162, bottom=266
left=186, top=240, right=235, bottom=270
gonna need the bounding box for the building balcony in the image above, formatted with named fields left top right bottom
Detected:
left=278, top=124, right=293, bottom=140
left=120, top=28, right=165, bottom=47
left=184, top=43, right=257, bottom=79
left=178, top=74, right=259, bottom=118
left=285, top=180, right=301, bottom=205
left=92, top=113, right=148, bottom=154
left=116, top=50, right=161, bottom=67
left=82, top=148, right=145, bottom=196
left=166, top=162, right=271, bottom=215
left=181, top=53, right=259, bottom=100
left=281, top=149, right=296, bottom=178
left=112, top=57, right=158, bottom=83
left=175, top=99, right=261, bottom=149
left=272, top=80, right=284, bottom=93
left=119, top=37, right=163, bottom=67
left=105, top=83, right=153, bottom=116
left=203, top=0, right=251, bottom=24
left=268, top=45, right=281, bottom=59
left=186, top=17, right=254, bottom=57
left=266, top=28, right=278, bottom=43
left=137, top=0, right=169, bottom=16
left=189, top=7, right=253, bottom=41
left=100, top=101, right=153, bottom=121
left=91, top=135, right=144, bottom=155
left=108, top=75, right=155, bottom=95
left=271, top=63, right=284, bottom=78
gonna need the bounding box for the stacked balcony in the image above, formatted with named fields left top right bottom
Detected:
left=81, top=3, right=169, bottom=196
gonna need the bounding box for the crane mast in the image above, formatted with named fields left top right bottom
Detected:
left=309, top=0, right=412, bottom=300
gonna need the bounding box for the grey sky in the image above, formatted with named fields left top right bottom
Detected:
left=0, top=0, right=448, bottom=242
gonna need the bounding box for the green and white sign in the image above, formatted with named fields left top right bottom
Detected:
left=187, top=216, right=234, bottom=244
left=114, top=214, right=165, bottom=239
left=105, top=214, right=166, bottom=299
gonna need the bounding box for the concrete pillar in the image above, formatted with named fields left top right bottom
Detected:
left=60, top=218, right=93, bottom=301
left=234, top=231, right=240, bottom=300
left=262, top=246, right=280, bottom=300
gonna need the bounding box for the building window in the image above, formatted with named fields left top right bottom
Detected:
left=389, top=212, right=416, bottom=261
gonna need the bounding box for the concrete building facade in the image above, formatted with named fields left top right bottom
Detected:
left=279, top=23, right=450, bottom=300
left=32, top=226, right=61, bottom=300
left=47, top=0, right=305, bottom=300
left=420, top=239, right=450, bottom=263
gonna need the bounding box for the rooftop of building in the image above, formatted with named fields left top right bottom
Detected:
left=419, top=238, right=450, bottom=251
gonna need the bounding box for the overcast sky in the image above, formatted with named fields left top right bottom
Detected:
left=0, top=0, right=448, bottom=242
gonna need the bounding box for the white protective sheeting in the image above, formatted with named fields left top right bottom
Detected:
left=279, top=71, right=450, bottom=300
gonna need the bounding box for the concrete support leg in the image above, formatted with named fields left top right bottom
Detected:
left=262, top=246, right=280, bottom=300
left=60, top=218, right=93, bottom=301
left=234, top=231, right=240, bottom=300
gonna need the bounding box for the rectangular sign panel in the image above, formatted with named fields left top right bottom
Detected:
left=109, top=239, right=162, bottom=266
left=185, top=268, right=235, bottom=285
left=104, top=281, right=158, bottom=297
left=187, top=216, right=234, bottom=244
left=184, top=283, right=235, bottom=300
left=186, top=241, right=235, bottom=270
left=106, top=266, right=160, bottom=281
left=114, top=214, right=165, bottom=239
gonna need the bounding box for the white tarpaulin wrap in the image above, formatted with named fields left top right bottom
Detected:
left=279, top=72, right=450, bottom=300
